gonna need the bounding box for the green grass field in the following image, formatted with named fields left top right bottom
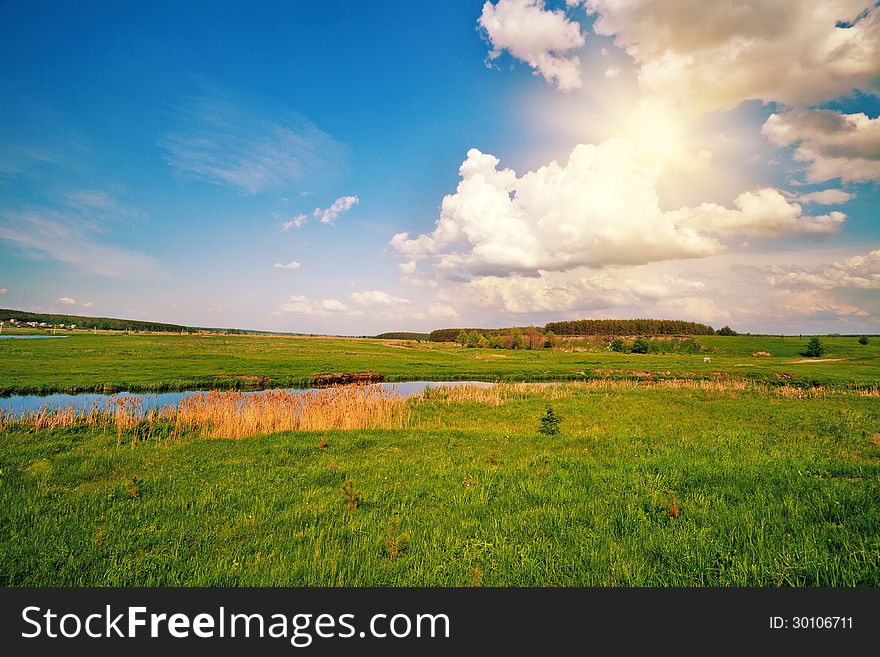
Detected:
left=1, top=333, right=878, bottom=586
left=1, top=331, right=878, bottom=395
left=2, top=383, right=878, bottom=586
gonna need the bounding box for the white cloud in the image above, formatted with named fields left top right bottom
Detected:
left=479, top=0, right=586, bottom=91
left=273, top=261, right=302, bottom=270
left=796, top=189, right=855, bottom=205
left=279, top=295, right=362, bottom=316
left=82, top=301, right=95, bottom=308
left=159, top=95, right=345, bottom=194
left=773, top=289, right=869, bottom=319
left=56, top=297, right=76, bottom=305
left=281, top=214, right=308, bottom=231
left=0, top=288, right=6, bottom=295
left=764, top=249, right=880, bottom=290
left=392, top=141, right=843, bottom=281
left=391, top=141, right=720, bottom=275
left=350, top=290, right=410, bottom=307
left=315, top=195, right=359, bottom=225
left=461, top=267, right=704, bottom=314
left=428, top=302, right=459, bottom=319
left=603, top=67, right=619, bottom=79
left=762, top=110, right=880, bottom=183
left=668, top=188, right=845, bottom=239
left=582, top=0, right=880, bottom=110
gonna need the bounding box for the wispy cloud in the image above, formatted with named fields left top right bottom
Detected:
left=63, top=189, right=139, bottom=217
left=0, top=212, right=162, bottom=279
left=56, top=297, right=76, bottom=305
left=159, top=95, right=346, bottom=194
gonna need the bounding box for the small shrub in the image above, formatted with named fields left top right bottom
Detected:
left=126, top=475, right=140, bottom=498
left=804, top=337, right=825, bottom=358
left=609, top=338, right=625, bottom=352
left=384, top=519, right=409, bottom=559
left=858, top=335, right=869, bottom=345
left=341, top=479, right=362, bottom=509
left=538, top=407, right=561, bottom=436
left=631, top=338, right=649, bottom=354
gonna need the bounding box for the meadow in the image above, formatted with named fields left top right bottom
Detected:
left=1, top=331, right=878, bottom=395
left=0, top=332, right=878, bottom=586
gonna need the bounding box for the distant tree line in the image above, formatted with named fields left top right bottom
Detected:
left=544, top=319, right=716, bottom=336
left=0, top=308, right=244, bottom=334
left=433, top=327, right=555, bottom=350
left=373, top=332, right=430, bottom=340
left=430, top=320, right=721, bottom=345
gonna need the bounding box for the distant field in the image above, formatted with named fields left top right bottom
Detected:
left=2, top=383, right=878, bottom=586
left=0, top=332, right=878, bottom=395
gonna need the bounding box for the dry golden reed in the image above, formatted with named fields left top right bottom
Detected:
left=174, top=386, right=409, bottom=438
left=0, top=385, right=409, bottom=440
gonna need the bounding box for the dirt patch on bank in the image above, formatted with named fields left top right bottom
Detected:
left=310, top=371, right=385, bottom=386
left=790, top=358, right=844, bottom=364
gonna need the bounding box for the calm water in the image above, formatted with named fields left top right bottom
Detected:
left=0, top=381, right=494, bottom=416
left=0, top=335, right=68, bottom=339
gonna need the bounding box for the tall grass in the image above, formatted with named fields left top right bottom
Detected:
left=0, top=385, right=410, bottom=439
left=175, top=387, right=409, bottom=438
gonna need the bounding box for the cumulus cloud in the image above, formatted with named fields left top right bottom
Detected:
left=797, top=189, right=855, bottom=205
left=0, top=288, right=6, bottom=295
left=668, top=188, right=846, bottom=239
left=391, top=141, right=843, bottom=280
left=279, top=295, right=362, bottom=316
left=581, top=0, right=880, bottom=110
left=462, top=268, right=705, bottom=314
left=350, top=290, right=410, bottom=307
left=764, top=249, right=880, bottom=290
left=273, top=261, right=301, bottom=270
left=479, top=0, right=586, bottom=91
left=315, top=195, right=359, bottom=225
left=773, top=289, right=869, bottom=319
left=762, top=109, right=880, bottom=183
left=82, top=301, right=95, bottom=308
left=281, top=214, right=308, bottom=231
left=427, top=302, right=459, bottom=319
left=56, top=297, right=76, bottom=305
left=603, top=67, right=619, bottom=79
left=391, top=141, right=720, bottom=275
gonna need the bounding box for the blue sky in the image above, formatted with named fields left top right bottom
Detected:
left=1, top=1, right=878, bottom=334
